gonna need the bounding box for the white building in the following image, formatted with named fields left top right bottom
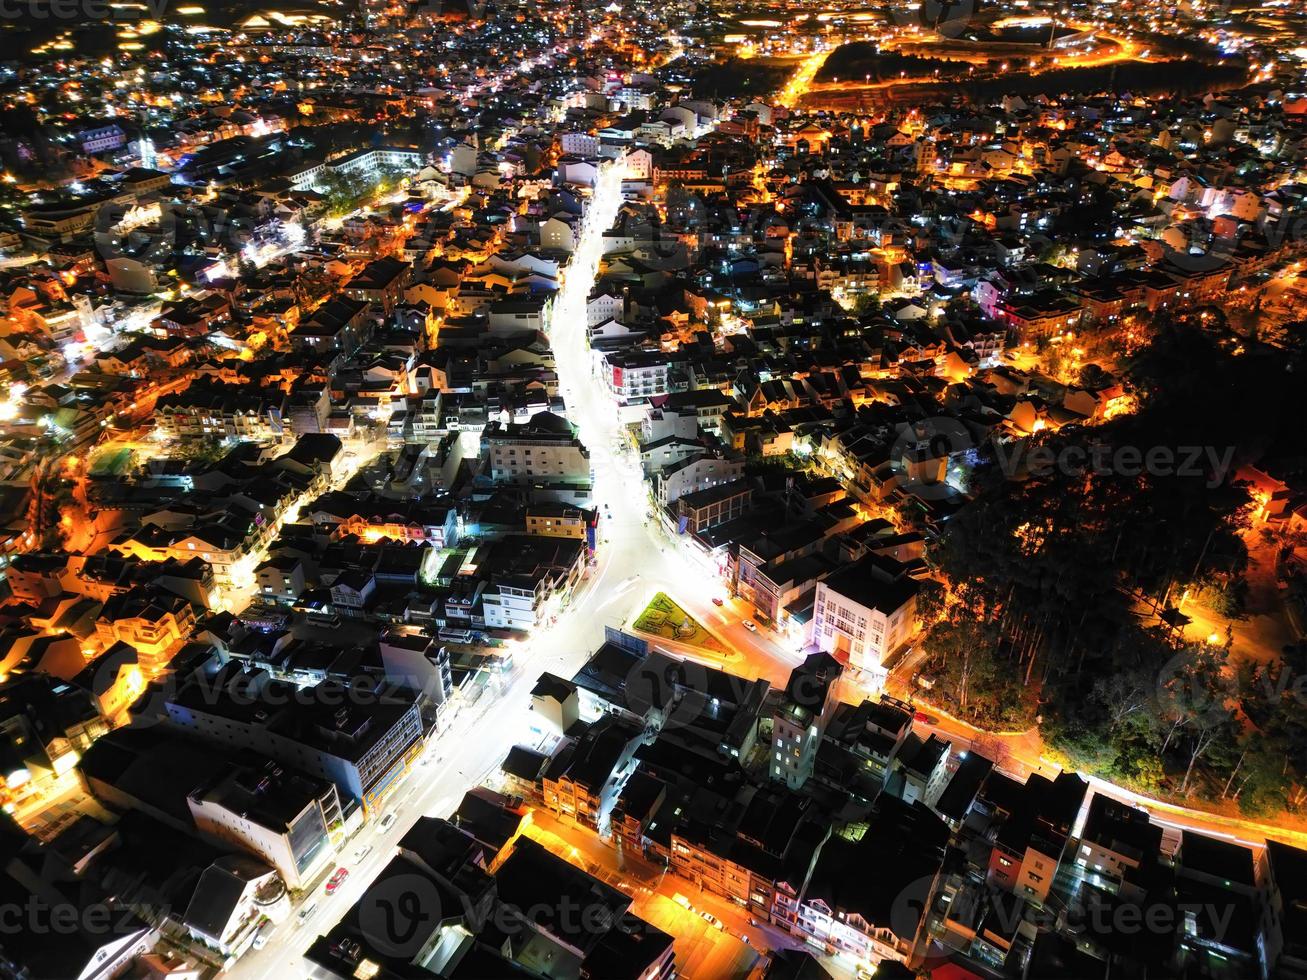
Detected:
left=188, top=760, right=341, bottom=890
left=654, top=452, right=744, bottom=506
left=560, top=133, right=601, bottom=157
left=811, top=554, right=918, bottom=690
left=587, top=289, right=624, bottom=327
left=291, top=146, right=425, bottom=192
left=601, top=350, right=671, bottom=405
left=482, top=411, right=591, bottom=493
left=540, top=215, right=577, bottom=253
left=78, top=124, right=127, bottom=154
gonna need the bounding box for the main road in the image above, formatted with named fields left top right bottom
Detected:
left=231, top=141, right=1307, bottom=976
left=228, top=159, right=799, bottom=979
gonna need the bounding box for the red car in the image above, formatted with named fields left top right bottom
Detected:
left=711, top=597, right=724, bottom=606
left=325, top=867, right=349, bottom=895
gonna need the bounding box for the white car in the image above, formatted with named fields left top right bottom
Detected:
left=378, top=812, right=397, bottom=831
left=353, top=844, right=372, bottom=862
left=742, top=620, right=758, bottom=633
left=298, top=901, right=317, bottom=922
left=252, top=921, right=272, bottom=950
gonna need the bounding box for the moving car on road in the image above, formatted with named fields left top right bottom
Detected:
left=325, top=867, right=349, bottom=894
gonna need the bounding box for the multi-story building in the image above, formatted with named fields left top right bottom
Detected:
left=797, top=794, right=950, bottom=968
left=94, top=587, right=198, bottom=672
left=290, top=297, right=371, bottom=355
left=77, top=123, right=127, bottom=154
left=111, top=512, right=274, bottom=589
left=480, top=535, right=587, bottom=632
left=155, top=386, right=285, bottom=445
left=669, top=789, right=825, bottom=925
left=1073, top=793, right=1162, bottom=894
left=188, top=757, right=342, bottom=890
left=653, top=452, right=745, bottom=507
left=676, top=479, right=752, bottom=534
left=811, top=554, right=919, bottom=690
left=770, top=653, right=843, bottom=790
left=165, top=666, right=424, bottom=815
left=560, top=133, right=601, bottom=157
left=602, top=350, right=672, bottom=405
left=985, top=770, right=1088, bottom=906
left=305, top=492, right=460, bottom=549
left=541, top=714, right=642, bottom=830
left=378, top=630, right=452, bottom=711
left=525, top=503, right=596, bottom=552
left=481, top=411, right=593, bottom=506
left=1259, top=840, right=1307, bottom=980
left=344, top=257, right=409, bottom=314
left=293, top=146, right=425, bottom=191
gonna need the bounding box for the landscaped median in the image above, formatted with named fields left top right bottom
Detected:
left=631, top=592, right=733, bottom=658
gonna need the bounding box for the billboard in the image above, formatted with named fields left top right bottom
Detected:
left=604, top=626, right=649, bottom=656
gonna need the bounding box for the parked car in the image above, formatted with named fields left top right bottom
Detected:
left=711, top=597, right=724, bottom=606
left=700, top=912, right=723, bottom=930
left=742, top=620, right=757, bottom=632
left=378, top=812, right=397, bottom=830
left=252, top=921, right=272, bottom=950
left=298, top=901, right=318, bottom=922
left=353, top=844, right=372, bottom=862
left=325, top=867, right=349, bottom=894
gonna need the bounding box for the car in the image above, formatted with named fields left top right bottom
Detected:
left=913, top=710, right=937, bottom=724
left=378, top=812, right=397, bottom=830
left=252, top=921, right=272, bottom=950
left=711, top=597, right=724, bottom=606
left=700, top=912, right=724, bottom=930
left=353, top=844, right=372, bottom=862
left=326, top=867, right=349, bottom=894
left=298, top=901, right=318, bottom=922
left=742, top=620, right=757, bottom=632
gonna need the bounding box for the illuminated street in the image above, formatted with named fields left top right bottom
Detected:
left=4, top=1, right=1307, bottom=977
left=228, top=156, right=799, bottom=977
left=238, top=143, right=1307, bottom=973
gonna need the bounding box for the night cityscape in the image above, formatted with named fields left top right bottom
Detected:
left=0, top=0, right=1306, bottom=978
